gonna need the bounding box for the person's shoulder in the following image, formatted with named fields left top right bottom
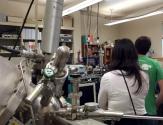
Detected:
left=148, top=57, right=161, bottom=66
left=139, top=55, right=152, bottom=61
left=103, top=70, right=120, bottom=77
left=148, top=57, right=158, bottom=63
left=101, top=70, right=120, bottom=84
left=140, top=70, right=149, bottom=78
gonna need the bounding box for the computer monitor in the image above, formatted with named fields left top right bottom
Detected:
left=79, top=82, right=96, bottom=105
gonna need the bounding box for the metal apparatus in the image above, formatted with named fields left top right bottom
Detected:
left=24, top=46, right=70, bottom=125
left=0, top=0, right=67, bottom=124
left=0, top=45, right=70, bottom=125
left=1, top=0, right=163, bottom=125
left=0, top=56, right=34, bottom=125
left=55, top=109, right=163, bottom=125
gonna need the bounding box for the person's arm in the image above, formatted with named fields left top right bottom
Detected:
left=98, top=75, right=109, bottom=110
left=156, top=80, right=163, bottom=108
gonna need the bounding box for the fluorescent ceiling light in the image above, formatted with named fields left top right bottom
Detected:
left=105, top=10, right=163, bottom=26
left=62, top=0, right=103, bottom=16
left=109, top=0, right=152, bottom=11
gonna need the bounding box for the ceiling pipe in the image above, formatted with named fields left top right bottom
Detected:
left=41, top=0, right=64, bottom=54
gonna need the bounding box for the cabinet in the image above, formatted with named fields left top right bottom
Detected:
left=81, top=43, right=100, bottom=66
left=0, top=25, right=41, bottom=57
left=103, top=46, right=112, bottom=64
left=82, top=44, right=99, bottom=57
left=0, top=25, right=21, bottom=57
left=0, top=22, right=74, bottom=61
left=59, top=29, right=73, bottom=52
left=22, top=27, right=41, bottom=51
left=59, top=29, right=74, bottom=64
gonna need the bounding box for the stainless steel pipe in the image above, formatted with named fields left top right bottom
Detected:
left=42, top=0, right=64, bottom=53
left=26, top=83, right=44, bottom=104
left=124, top=115, right=163, bottom=121
left=87, top=111, right=163, bottom=121
left=56, top=110, right=163, bottom=121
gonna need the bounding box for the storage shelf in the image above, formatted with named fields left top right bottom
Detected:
left=0, top=37, right=18, bottom=40
left=59, top=41, right=73, bottom=43
left=0, top=21, right=74, bottom=30
left=0, top=22, right=74, bottom=62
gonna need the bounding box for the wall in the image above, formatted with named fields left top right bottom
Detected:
left=117, top=14, right=163, bottom=57
left=0, top=1, right=45, bottom=20
left=80, top=13, right=119, bottom=43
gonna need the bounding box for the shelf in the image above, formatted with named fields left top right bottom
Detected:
left=88, top=44, right=99, bottom=46
left=61, top=26, right=74, bottom=30
left=0, top=21, right=38, bottom=28
left=70, top=50, right=74, bottom=53
left=59, top=41, right=73, bottom=43
left=0, top=37, right=18, bottom=40
left=0, top=40, right=20, bottom=46
left=23, top=39, right=41, bottom=42
left=0, top=21, right=74, bottom=30
left=0, top=22, right=74, bottom=62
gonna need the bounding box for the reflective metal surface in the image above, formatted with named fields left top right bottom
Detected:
left=42, top=0, right=64, bottom=53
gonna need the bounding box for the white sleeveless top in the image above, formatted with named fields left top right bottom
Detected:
left=98, top=70, right=149, bottom=115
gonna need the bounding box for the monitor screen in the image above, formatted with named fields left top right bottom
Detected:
left=83, top=56, right=99, bottom=67
left=79, top=83, right=96, bottom=105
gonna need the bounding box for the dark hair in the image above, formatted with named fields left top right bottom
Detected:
left=135, top=36, right=151, bottom=55
left=109, top=38, right=142, bottom=93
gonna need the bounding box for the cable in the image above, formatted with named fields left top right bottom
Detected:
left=88, top=6, right=92, bottom=35
left=9, top=0, right=35, bottom=60
left=97, top=3, right=100, bottom=39
left=87, top=7, right=90, bottom=35
left=121, top=70, right=137, bottom=115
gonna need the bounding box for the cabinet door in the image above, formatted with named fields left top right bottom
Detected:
left=104, top=47, right=112, bottom=64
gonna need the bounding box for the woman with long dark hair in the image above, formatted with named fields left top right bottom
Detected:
left=98, top=38, right=149, bottom=125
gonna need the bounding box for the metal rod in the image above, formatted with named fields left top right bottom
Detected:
left=41, top=0, right=64, bottom=54
left=57, top=110, right=163, bottom=121
left=26, top=83, right=44, bottom=104
left=88, top=112, right=163, bottom=121
left=26, top=104, right=36, bottom=125
left=124, top=115, right=163, bottom=121
left=35, top=0, right=38, bottom=44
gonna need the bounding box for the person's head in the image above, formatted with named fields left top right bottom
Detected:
left=135, top=36, right=151, bottom=55
left=109, top=38, right=142, bottom=93
left=110, top=38, right=138, bottom=69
